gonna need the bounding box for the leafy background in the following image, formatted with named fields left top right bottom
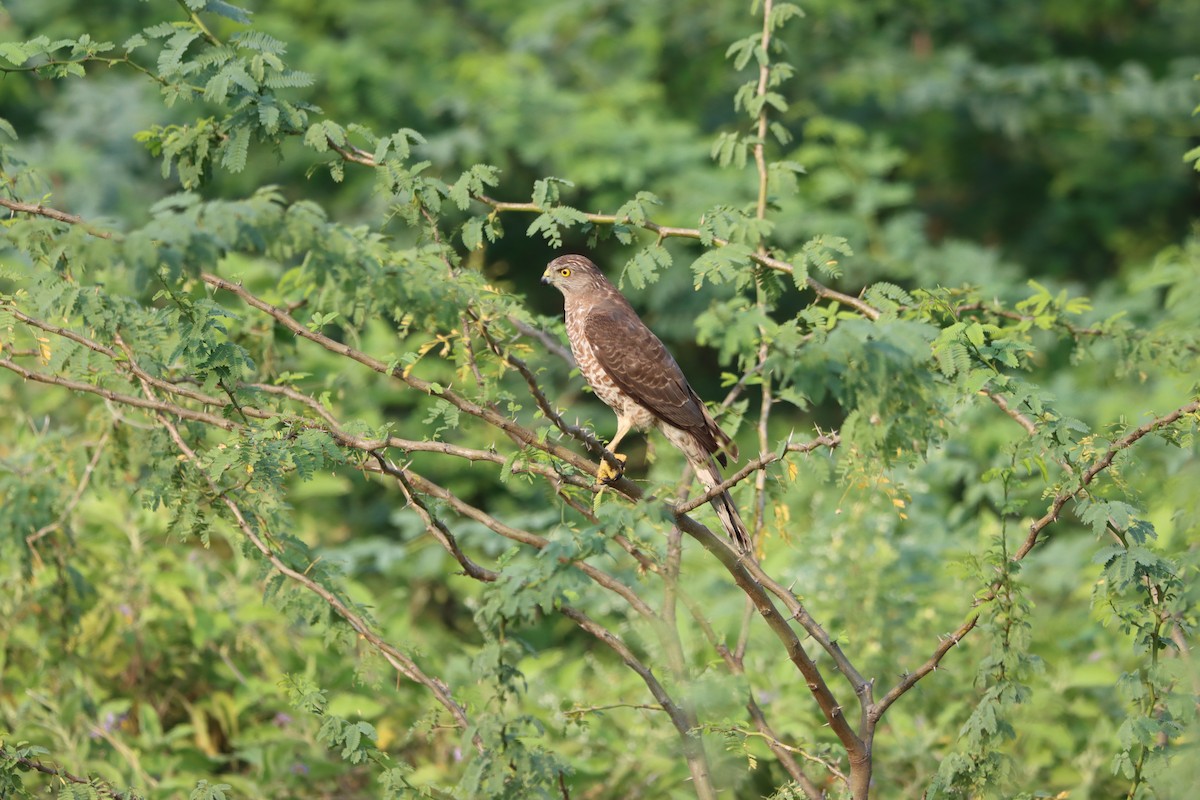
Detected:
left=1, top=1, right=1198, bottom=798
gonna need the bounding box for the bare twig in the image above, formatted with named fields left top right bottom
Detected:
left=245, top=382, right=342, bottom=427
left=745, top=697, right=829, bottom=799
left=509, top=316, right=575, bottom=366
left=325, top=138, right=378, bottom=167
left=717, top=355, right=768, bottom=413
left=674, top=434, right=841, bottom=515
left=870, top=616, right=978, bottom=724
left=563, top=703, right=666, bottom=717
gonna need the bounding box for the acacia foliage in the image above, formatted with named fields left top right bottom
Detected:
left=1, top=1, right=1198, bottom=799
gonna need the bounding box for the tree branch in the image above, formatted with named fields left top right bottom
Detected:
left=557, top=604, right=717, bottom=800
left=869, top=615, right=979, bottom=724
left=386, top=464, right=660, bottom=621
left=201, top=273, right=606, bottom=480
left=869, top=397, right=1200, bottom=728
left=981, top=388, right=1038, bottom=436
left=125, top=373, right=480, bottom=746
left=509, top=316, right=574, bottom=365
left=0, top=356, right=239, bottom=430
left=0, top=196, right=114, bottom=238
left=678, top=567, right=828, bottom=800
left=673, top=434, right=840, bottom=515
left=1016, top=397, right=1200, bottom=559
left=669, top=510, right=868, bottom=769
left=470, top=310, right=611, bottom=460
left=26, top=428, right=111, bottom=555
left=1, top=748, right=135, bottom=800
left=375, top=453, right=500, bottom=583
left=745, top=697, right=830, bottom=800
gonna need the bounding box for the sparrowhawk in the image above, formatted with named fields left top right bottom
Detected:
left=541, top=254, right=750, bottom=552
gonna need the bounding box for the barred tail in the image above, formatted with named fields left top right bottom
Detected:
left=694, top=457, right=751, bottom=553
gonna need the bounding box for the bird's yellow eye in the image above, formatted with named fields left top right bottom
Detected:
left=559, top=267, right=571, bottom=277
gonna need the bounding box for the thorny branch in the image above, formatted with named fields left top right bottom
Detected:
left=378, top=453, right=500, bottom=584
left=673, top=434, right=841, bottom=515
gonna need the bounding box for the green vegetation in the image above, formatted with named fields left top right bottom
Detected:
left=1, top=1, right=1198, bottom=798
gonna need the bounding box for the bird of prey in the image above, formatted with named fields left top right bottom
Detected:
left=541, top=254, right=750, bottom=552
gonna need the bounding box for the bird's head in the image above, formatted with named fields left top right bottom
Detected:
left=541, top=254, right=609, bottom=296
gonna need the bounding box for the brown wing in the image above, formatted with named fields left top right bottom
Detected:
left=583, top=306, right=716, bottom=447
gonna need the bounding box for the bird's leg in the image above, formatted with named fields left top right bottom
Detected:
left=597, top=418, right=631, bottom=483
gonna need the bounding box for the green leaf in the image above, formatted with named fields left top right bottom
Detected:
left=158, top=28, right=201, bottom=75
left=797, top=235, right=853, bottom=279
left=965, top=322, right=986, bottom=347
left=691, top=244, right=753, bottom=289
left=0, top=42, right=32, bottom=66
left=621, top=245, right=672, bottom=289
left=725, top=34, right=760, bottom=70
left=531, top=176, right=573, bottom=208
left=304, top=120, right=345, bottom=152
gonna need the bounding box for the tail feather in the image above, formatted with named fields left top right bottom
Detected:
left=699, top=405, right=739, bottom=465
left=694, top=457, right=750, bottom=553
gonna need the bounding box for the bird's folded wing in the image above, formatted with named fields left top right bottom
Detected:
left=583, top=307, right=708, bottom=434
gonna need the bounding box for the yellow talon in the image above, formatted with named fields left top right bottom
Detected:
left=597, top=452, right=627, bottom=484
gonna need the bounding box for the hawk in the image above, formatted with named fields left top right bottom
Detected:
left=541, top=254, right=750, bottom=552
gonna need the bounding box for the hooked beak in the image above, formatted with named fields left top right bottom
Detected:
left=540, top=271, right=551, bottom=284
